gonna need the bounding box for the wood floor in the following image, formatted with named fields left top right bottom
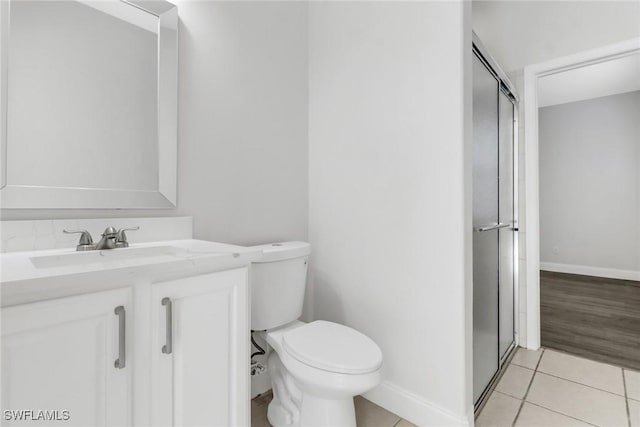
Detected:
left=540, top=270, right=640, bottom=370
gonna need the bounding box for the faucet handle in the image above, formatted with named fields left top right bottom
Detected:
left=116, top=227, right=140, bottom=248
left=63, top=229, right=94, bottom=251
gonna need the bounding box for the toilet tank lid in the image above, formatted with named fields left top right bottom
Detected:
left=251, top=241, right=311, bottom=263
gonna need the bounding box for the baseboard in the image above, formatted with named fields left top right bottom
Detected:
left=363, top=381, right=472, bottom=426
left=540, top=262, right=640, bottom=281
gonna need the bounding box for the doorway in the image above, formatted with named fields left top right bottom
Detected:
left=522, top=37, right=640, bottom=351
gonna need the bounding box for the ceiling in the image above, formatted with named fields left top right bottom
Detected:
left=538, top=52, right=640, bottom=107
left=473, top=1, right=640, bottom=73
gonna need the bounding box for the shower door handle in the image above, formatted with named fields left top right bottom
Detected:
left=474, top=223, right=512, bottom=232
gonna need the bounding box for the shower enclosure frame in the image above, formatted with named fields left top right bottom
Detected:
left=472, top=32, right=520, bottom=413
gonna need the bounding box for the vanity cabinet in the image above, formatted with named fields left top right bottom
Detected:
left=1, top=288, right=133, bottom=427
left=150, top=268, right=250, bottom=427
left=1, top=267, right=250, bottom=427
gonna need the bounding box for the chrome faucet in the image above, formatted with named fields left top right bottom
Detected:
left=64, top=226, right=139, bottom=251
left=95, top=227, right=118, bottom=250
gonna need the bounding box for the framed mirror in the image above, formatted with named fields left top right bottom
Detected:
left=0, top=0, right=177, bottom=209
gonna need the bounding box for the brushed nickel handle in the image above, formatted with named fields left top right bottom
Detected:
left=162, top=298, right=172, bottom=354
left=114, top=306, right=126, bottom=369
left=115, top=227, right=140, bottom=248
left=474, top=223, right=512, bottom=232
left=63, top=229, right=94, bottom=251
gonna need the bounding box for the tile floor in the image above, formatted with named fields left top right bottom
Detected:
left=251, top=391, right=415, bottom=427
left=251, top=347, right=640, bottom=427
left=477, top=347, right=640, bottom=427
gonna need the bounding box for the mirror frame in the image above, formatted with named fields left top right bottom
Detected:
left=0, top=0, right=178, bottom=209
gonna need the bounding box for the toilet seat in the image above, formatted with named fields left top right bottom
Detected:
left=282, top=320, right=383, bottom=374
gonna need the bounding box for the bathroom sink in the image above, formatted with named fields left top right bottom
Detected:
left=30, top=246, right=187, bottom=269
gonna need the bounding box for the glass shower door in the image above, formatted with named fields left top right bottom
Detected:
left=472, top=53, right=500, bottom=404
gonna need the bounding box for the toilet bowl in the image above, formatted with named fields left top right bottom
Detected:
left=249, top=242, right=383, bottom=427
left=261, top=321, right=382, bottom=427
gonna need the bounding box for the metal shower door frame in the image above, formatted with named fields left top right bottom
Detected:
left=472, top=31, right=520, bottom=411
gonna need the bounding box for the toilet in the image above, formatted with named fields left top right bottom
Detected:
left=250, top=241, right=383, bottom=427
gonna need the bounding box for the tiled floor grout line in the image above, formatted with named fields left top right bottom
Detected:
left=528, top=362, right=632, bottom=426
left=494, top=389, right=602, bottom=427
left=528, top=349, right=631, bottom=397
left=511, top=348, right=545, bottom=427
left=510, top=373, right=536, bottom=425
left=533, top=370, right=628, bottom=398
left=623, top=368, right=631, bottom=427
left=523, top=401, right=600, bottom=427
left=510, top=362, right=535, bottom=369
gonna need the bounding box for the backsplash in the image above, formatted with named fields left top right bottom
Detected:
left=0, top=217, right=193, bottom=253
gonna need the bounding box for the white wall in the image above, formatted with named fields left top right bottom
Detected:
left=176, top=1, right=308, bottom=245
left=308, top=2, right=473, bottom=425
left=1, top=1, right=309, bottom=248
left=539, top=91, right=640, bottom=277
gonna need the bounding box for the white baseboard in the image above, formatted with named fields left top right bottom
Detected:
left=363, top=381, right=472, bottom=426
left=540, top=262, right=640, bottom=281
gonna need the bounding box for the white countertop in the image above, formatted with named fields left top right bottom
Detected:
left=0, top=239, right=262, bottom=307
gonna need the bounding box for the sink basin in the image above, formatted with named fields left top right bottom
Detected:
left=30, top=246, right=187, bottom=269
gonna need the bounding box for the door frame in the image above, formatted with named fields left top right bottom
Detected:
left=522, top=37, right=640, bottom=349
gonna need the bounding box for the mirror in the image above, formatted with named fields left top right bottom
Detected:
left=0, top=0, right=177, bottom=208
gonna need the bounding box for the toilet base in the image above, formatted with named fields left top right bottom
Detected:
left=299, top=395, right=356, bottom=427
left=266, top=352, right=358, bottom=427
left=268, top=394, right=356, bottom=427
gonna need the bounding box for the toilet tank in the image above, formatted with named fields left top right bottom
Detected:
left=250, top=241, right=311, bottom=331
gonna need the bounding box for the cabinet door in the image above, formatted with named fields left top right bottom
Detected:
left=151, top=268, right=249, bottom=427
left=1, top=288, right=132, bottom=426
